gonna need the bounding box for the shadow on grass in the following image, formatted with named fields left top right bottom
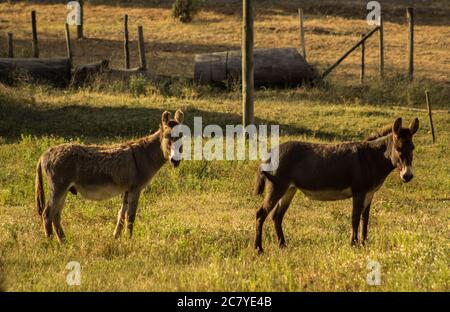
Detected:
left=0, top=36, right=238, bottom=69
left=1, top=69, right=448, bottom=144
left=0, top=91, right=347, bottom=143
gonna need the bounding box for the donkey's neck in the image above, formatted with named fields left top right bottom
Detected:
left=362, top=134, right=396, bottom=181
left=130, top=130, right=167, bottom=183
left=142, top=129, right=167, bottom=168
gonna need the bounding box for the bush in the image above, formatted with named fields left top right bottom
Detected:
left=172, top=0, right=202, bottom=23
left=129, top=75, right=148, bottom=97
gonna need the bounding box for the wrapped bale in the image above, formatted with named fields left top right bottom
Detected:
left=194, top=47, right=316, bottom=87
left=0, top=58, right=71, bottom=87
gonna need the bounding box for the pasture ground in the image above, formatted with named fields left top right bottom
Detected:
left=0, top=0, right=449, bottom=291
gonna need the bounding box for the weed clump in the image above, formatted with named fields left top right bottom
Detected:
left=172, top=0, right=203, bottom=23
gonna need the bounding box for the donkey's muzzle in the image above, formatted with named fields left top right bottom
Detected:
left=170, top=158, right=181, bottom=167
left=401, top=173, right=413, bottom=183
left=400, top=165, right=414, bottom=183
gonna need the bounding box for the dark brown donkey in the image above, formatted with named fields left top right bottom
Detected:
left=35, top=110, right=184, bottom=242
left=254, top=117, right=419, bottom=253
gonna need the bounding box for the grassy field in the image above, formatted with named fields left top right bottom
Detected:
left=0, top=1, right=449, bottom=291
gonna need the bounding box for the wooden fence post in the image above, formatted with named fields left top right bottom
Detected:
left=298, top=8, right=306, bottom=60
left=65, top=23, right=73, bottom=65
left=124, top=15, right=130, bottom=69
left=77, top=0, right=84, bottom=39
left=31, top=10, right=39, bottom=58
left=407, top=8, right=414, bottom=81
left=379, top=16, right=384, bottom=78
left=242, top=0, right=254, bottom=127
left=7, top=33, right=14, bottom=58
left=321, top=26, right=379, bottom=80
left=360, top=34, right=365, bottom=84
left=137, top=26, right=147, bottom=70
left=425, top=91, right=436, bottom=143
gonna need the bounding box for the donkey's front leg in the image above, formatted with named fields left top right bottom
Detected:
left=360, top=192, right=374, bottom=245
left=114, top=192, right=128, bottom=239
left=126, top=189, right=142, bottom=239
left=351, top=193, right=366, bottom=246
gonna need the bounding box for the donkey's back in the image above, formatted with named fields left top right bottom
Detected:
left=260, top=140, right=366, bottom=198
left=40, top=142, right=137, bottom=191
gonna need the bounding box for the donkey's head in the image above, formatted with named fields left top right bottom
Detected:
left=389, top=117, right=419, bottom=183
left=160, top=109, right=185, bottom=167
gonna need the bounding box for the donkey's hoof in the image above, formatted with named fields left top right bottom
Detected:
left=254, top=245, right=264, bottom=254
left=279, top=242, right=287, bottom=249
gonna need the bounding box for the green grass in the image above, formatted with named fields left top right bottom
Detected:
left=0, top=82, right=449, bottom=291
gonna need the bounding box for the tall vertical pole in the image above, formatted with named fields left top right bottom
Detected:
left=124, top=15, right=130, bottom=69
left=425, top=91, right=436, bottom=143
left=137, top=26, right=147, bottom=71
left=407, top=8, right=414, bottom=81
left=242, top=0, right=254, bottom=127
left=360, top=34, right=365, bottom=84
left=379, top=16, right=384, bottom=78
left=7, top=33, right=14, bottom=58
left=65, top=23, right=73, bottom=65
left=77, top=0, right=84, bottom=39
left=31, top=10, right=39, bottom=58
left=298, top=8, right=306, bottom=60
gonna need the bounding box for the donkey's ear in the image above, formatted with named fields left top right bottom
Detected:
left=174, top=109, right=184, bottom=124
left=161, top=111, right=172, bottom=126
left=392, top=118, right=402, bottom=137
left=409, top=118, right=419, bottom=135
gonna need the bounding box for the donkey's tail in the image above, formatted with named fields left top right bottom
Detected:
left=254, top=169, right=266, bottom=196
left=254, top=165, right=277, bottom=196
left=35, top=158, right=45, bottom=216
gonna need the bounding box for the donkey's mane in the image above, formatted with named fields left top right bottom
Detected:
left=365, top=124, right=393, bottom=141
left=124, top=129, right=162, bottom=149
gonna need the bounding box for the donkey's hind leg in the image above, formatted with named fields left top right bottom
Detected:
left=42, top=187, right=66, bottom=241
left=255, top=182, right=289, bottom=253
left=272, top=187, right=297, bottom=248
left=51, top=190, right=67, bottom=243
left=114, top=192, right=128, bottom=239
left=42, top=204, right=53, bottom=238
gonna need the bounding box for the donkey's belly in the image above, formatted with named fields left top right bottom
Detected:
left=75, top=184, right=125, bottom=201
left=299, top=187, right=352, bottom=201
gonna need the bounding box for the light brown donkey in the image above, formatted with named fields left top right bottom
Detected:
left=254, top=118, right=419, bottom=253
left=35, top=110, right=185, bottom=242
